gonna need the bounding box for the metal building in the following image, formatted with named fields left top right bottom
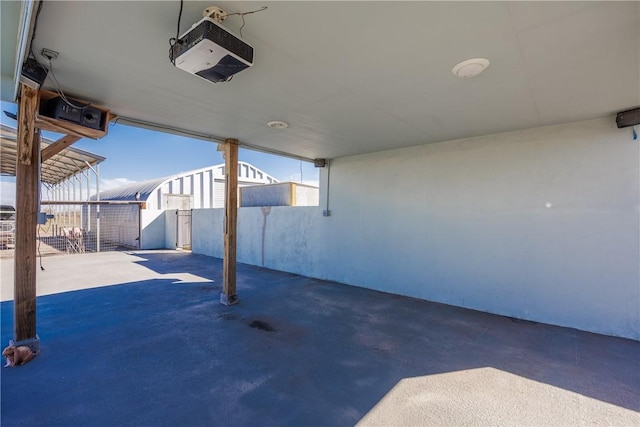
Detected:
left=97, top=162, right=279, bottom=210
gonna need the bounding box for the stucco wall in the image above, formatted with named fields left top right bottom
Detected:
left=240, top=183, right=319, bottom=207
left=295, top=184, right=320, bottom=207
left=192, top=117, right=639, bottom=340
left=192, top=207, right=324, bottom=271
left=192, top=208, right=223, bottom=258
left=140, top=209, right=166, bottom=249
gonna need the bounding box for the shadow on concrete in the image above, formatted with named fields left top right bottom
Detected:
left=1, top=251, right=639, bottom=426
left=130, top=250, right=221, bottom=281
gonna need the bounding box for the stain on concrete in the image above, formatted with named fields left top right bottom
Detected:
left=249, top=320, right=275, bottom=332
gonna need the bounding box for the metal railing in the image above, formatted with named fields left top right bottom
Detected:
left=0, top=220, right=15, bottom=250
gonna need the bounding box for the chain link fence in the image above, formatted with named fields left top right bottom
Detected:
left=0, top=202, right=142, bottom=258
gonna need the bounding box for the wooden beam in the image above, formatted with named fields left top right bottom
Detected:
left=41, top=134, right=82, bottom=162
left=221, top=138, right=239, bottom=305
left=14, top=83, right=41, bottom=348
left=17, top=85, right=39, bottom=165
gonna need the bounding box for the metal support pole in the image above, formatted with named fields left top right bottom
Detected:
left=72, top=177, right=77, bottom=225
left=85, top=171, right=91, bottom=232
left=66, top=180, right=71, bottom=227
left=96, top=164, right=100, bottom=252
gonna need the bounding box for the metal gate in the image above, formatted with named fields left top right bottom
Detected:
left=177, top=210, right=192, bottom=250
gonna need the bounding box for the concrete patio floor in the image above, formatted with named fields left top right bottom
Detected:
left=1, top=250, right=638, bottom=426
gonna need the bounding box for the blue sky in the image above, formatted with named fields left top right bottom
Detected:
left=0, top=101, right=318, bottom=205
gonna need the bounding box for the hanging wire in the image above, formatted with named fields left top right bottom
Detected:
left=239, top=14, right=247, bottom=38
left=226, top=6, right=268, bottom=19
left=299, top=158, right=303, bottom=183
left=176, top=0, right=183, bottom=42
left=227, top=6, right=268, bottom=38
left=169, top=0, right=184, bottom=64
left=22, top=0, right=91, bottom=112
left=44, top=58, right=89, bottom=109
left=37, top=224, right=45, bottom=271
left=24, top=1, right=50, bottom=85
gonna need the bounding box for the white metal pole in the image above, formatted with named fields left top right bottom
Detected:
left=67, top=180, right=72, bottom=227
left=72, top=177, right=77, bottom=226
left=77, top=175, right=83, bottom=228
left=96, top=164, right=100, bottom=252
left=85, top=172, right=89, bottom=201
left=66, top=180, right=71, bottom=228
left=57, top=183, right=62, bottom=233
left=85, top=171, right=91, bottom=232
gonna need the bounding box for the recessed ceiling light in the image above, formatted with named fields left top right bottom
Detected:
left=267, top=120, right=289, bottom=129
left=452, top=58, right=490, bottom=78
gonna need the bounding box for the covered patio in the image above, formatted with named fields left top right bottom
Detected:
left=1, top=2, right=639, bottom=424
left=1, top=251, right=638, bottom=425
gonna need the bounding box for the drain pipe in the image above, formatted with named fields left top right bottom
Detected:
left=260, top=206, right=271, bottom=266
left=322, top=160, right=331, bottom=217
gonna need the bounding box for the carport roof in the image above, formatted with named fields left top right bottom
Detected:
left=0, top=124, right=105, bottom=185
left=1, top=2, right=638, bottom=160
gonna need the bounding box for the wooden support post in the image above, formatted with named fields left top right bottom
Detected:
left=221, top=138, right=238, bottom=305
left=13, top=84, right=41, bottom=351
left=41, top=134, right=81, bottom=162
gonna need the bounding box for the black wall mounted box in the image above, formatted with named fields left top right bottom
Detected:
left=616, top=108, right=640, bottom=128
left=40, top=96, right=106, bottom=131
left=20, top=57, right=48, bottom=88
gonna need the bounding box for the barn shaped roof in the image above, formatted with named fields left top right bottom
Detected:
left=96, top=176, right=168, bottom=202
left=97, top=162, right=278, bottom=202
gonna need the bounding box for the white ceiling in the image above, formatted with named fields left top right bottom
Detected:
left=2, top=1, right=639, bottom=160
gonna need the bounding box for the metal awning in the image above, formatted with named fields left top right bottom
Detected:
left=0, top=124, right=105, bottom=185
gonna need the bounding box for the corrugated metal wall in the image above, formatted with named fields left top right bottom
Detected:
left=137, top=163, right=277, bottom=210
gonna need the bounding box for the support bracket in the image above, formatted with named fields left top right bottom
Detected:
left=9, top=335, right=40, bottom=355
left=220, top=293, right=238, bottom=306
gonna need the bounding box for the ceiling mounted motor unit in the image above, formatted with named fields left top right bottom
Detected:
left=171, top=16, right=254, bottom=83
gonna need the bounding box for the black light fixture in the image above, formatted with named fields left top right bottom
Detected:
left=616, top=107, right=640, bottom=128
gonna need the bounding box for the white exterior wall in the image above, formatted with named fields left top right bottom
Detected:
left=192, top=208, right=224, bottom=258
left=192, top=118, right=639, bottom=340
left=140, top=209, right=166, bottom=249
left=192, top=207, right=322, bottom=270
left=324, top=117, right=638, bottom=340
left=240, top=183, right=319, bottom=207
left=295, top=184, right=319, bottom=206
